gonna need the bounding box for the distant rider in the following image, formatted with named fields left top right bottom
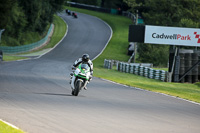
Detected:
left=0, top=50, right=3, bottom=61
left=70, top=54, right=93, bottom=90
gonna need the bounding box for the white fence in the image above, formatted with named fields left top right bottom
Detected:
left=104, top=59, right=168, bottom=82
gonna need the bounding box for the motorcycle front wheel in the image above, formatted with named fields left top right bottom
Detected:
left=73, top=80, right=82, bottom=96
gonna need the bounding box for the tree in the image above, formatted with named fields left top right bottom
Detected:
left=137, top=43, right=169, bottom=67
left=141, top=0, right=200, bottom=27
left=19, top=0, right=43, bottom=32
left=0, top=0, right=27, bottom=44
left=0, top=0, right=13, bottom=29
left=0, top=0, right=65, bottom=46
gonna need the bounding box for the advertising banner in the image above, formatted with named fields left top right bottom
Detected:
left=145, top=25, right=200, bottom=47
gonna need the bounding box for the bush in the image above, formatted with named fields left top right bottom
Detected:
left=137, top=43, right=169, bottom=67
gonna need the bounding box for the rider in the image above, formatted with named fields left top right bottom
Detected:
left=0, top=50, right=3, bottom=61
left=70, top=54, right=93, bottom=90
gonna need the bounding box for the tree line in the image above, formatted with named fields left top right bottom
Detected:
left=0, top=0, right=65, bottom=46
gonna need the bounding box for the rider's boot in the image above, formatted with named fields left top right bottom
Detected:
left=71, top=75, right=76, bottom=90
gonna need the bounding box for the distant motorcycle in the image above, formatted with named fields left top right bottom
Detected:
left=66, top=9, right=71, bottom=15
left=72, top=12, right=78, bottom=18
left=70, top=63, right=91, bottom=96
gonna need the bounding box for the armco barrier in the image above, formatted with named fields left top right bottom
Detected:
left=0, top=24, right=53, bottom=54
left=104, top=59, right=167, bottom=82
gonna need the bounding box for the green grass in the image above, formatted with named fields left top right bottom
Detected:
left=66, top=6, right=200, bottom=103
left=195, top=82, right=200, bottom=87
left=153, top=67, right=168, bottom=71
left=0, top=120, right=24, bottom=133
left=2, top=55, right=27, bottom=61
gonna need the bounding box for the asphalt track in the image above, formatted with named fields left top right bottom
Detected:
left=0, top=12, right=200, bottom=133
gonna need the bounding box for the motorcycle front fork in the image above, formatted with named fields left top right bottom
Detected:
left=82, top=80, right=88, bottom=89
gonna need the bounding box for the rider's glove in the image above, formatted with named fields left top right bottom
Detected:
left=72, top=66, right=76, bottom=70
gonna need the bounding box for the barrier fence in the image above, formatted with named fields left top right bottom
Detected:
left=104, top=59, right=168, bottom=82
left=0, top=24, right=53, bottom=54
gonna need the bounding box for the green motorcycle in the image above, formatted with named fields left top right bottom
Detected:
left=70, top=63, right=91, bottom=96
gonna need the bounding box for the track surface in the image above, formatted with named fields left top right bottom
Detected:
left=0, top=12, right=200, bottom=133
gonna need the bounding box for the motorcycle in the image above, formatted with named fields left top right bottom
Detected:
left=70, top=63, right=91, bottom=96
left=67, top=10, right=71, bottom=15
left=72, top=12, right=78, bottom=18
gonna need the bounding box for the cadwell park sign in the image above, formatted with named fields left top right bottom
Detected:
left=145, top=25, right=200, bottom=47
left=129, top=25, right=200, bottom=47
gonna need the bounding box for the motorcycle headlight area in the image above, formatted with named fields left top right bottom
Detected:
left=74, top=69, right=80, bottom=75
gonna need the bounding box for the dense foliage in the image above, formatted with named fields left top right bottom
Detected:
left=124, top=0, right=200, bottom=66
left=124, top=0, right=200, bottom=27
left=0, top=0, right=64, bottom=46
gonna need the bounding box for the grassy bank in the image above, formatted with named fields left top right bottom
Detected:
left=3, top=14, right=67, bottom=61
left=66, top=6, right=200, bottom=103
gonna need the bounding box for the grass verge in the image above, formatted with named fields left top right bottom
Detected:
left=0, top=120, right=24, bottom=133
left=2, top=55, right=27, bottom=61
left=66, top=6, right=200, bottom=103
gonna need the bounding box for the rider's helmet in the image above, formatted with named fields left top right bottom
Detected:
left=82, top=54, right=90, bottom=63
